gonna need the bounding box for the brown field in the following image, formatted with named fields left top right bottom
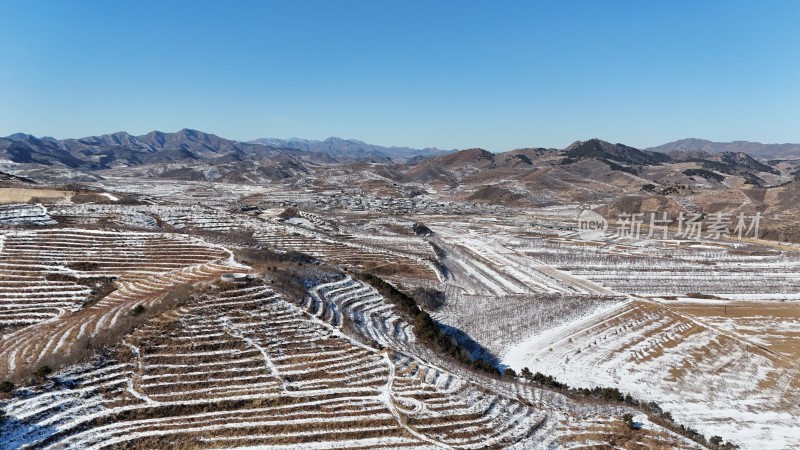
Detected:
left=0, top=187, right=73, bottom=204
left=671, top=301, right=800, bottom=361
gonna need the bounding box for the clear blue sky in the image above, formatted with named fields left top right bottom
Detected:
left=1, top=1, right=798, bottom=150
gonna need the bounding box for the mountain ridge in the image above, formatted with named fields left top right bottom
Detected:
left=646, top=138, right=800, bottom=160
left=1, top=131, right=795, bottom=189
left=0, top=130, right=454, bottom=169
left=249, top=136, right=453, bottom=161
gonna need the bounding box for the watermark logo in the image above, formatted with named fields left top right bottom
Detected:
left=578, top=210, right=608, bottom=241
left=576, top=210, right=761, bottom=241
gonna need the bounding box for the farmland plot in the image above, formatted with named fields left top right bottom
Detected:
left=423, top=219, right=799, bottom=448
left=0, top=188, right=73, bottom=206
left=429, top=225, right=616, bottom=296
left=434, top=293, right=624, bottom=356
left=90, top=177, right=281, bottom=207
left=0, top=204, right=56, bottom=227
left=308, top=277, right=701, bottom=449
left=333, top=217, right=440, bottom=257
left=1, top=200, right=790, bottom=448
left=50, top=204, right=443, bottom=286
left=669, top=300, right=800, bottom=367
left=424, top=225, right=624, bottom=357
left=556, top=415, right=706, bottom=450
left=305, top=277, right=416, bottom=351
left=502, top=300, right=800, bottom=449
left=0, top=281, right=545, bottom=449
left=255, top=224, right=442, bottom=284
left=0, top=228, right=241, bottom=380
left=522, top=237, right=800, bottom=297
left=49, top=204, right=254, bottom=232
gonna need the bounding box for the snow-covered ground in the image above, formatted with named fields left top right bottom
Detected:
left=0, top=204, right=56, bottom=226
left=423, top=218, right=800, bottom=449
left=502, top=300, right=800, bottom=449
left=0, top=228, right=239, bottom=381
left=1, top=198, right=795, bottom=448
left=0, top=281, right=561, bottom=449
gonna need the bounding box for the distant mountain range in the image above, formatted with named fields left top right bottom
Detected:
left=3, top=130, right=798, bottom=170
left=1, top=131, right=797, bottom=189
left=1, top=129, right=285, bottom=169
left=646, top=138, right=800, bottom=161
left=420, top=138, right=776, bottom=176
left=0, top=129, right=450, bottom=171
left=249, top=137, right=452, bottom=163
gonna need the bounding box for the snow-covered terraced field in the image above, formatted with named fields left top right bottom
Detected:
left=0, top=228, right=240, bottom=380
left=49, top=204, right=158, bottom=229
left=50, top=204, right=252, bottom=232
left=306, top=277, right=416, bottom=351
left=300, top=277, right=702, bottom=449
left=58, top=196, right=441, bottom=271
left=429, top=225, right=619, bottom=297
left=155, top=206, right=250, bottom=232
left=50, top=204, right=443, bottom=286
left=1, top=281, right=564, bottom=449
left=503, top=300, right=800, bottom=449
left=389, top=217, right=800, bottom=449
left=0, top=218, right=710, bottom=449
left=423, top=225, right=628, bottom=358
left=339, top=218, right=438, bottom=259
left=3, top=201, right=794, bottom=448
left=255, top=225, right=442, bottom=283
left=89, top=177, right=284, bottom=208
left=390, top=355, right=547, bottom=449
left=0, top=204, right=56, bottom=227
left=519, top=237, right=800, bottom=296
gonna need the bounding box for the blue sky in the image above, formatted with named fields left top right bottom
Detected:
left=1, top=1, right=798, bottom=150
